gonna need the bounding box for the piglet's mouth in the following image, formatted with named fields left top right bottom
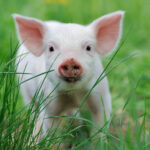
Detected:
left=62, top=76, right=81, bottom=83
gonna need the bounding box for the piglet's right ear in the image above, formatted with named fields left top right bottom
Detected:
left=13, top=14, right=47, bottom=56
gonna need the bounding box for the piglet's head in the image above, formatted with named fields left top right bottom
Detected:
left=13, top=11, right=124, bottom=89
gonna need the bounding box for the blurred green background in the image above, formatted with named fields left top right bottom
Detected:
left=0, top=0, right=150, bottom=118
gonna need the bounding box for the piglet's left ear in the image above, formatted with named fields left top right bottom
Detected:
left=90, top=11, right=125, bottom=55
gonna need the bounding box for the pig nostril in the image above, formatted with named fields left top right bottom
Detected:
left=74, top=66, right=80, bottom=70
left=63, top=65, right=68, bottom=71
left=59, top=59, right=82, bottom=79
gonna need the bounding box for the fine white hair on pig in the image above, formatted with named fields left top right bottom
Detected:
left=13, top=11, right=124, bottom=135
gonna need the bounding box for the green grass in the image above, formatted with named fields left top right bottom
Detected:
left=0, top=0, right=150, bottom=149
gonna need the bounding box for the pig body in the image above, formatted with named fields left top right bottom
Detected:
left=13, top=11, right=124, bottom=134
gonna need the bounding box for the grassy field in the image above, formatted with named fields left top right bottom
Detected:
left=0, top=0, right=150, bottom=149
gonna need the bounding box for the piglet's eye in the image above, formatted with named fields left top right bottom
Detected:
left=49, top=46, right=54, bottom=52
left=86, top=45, right=91, bottom=51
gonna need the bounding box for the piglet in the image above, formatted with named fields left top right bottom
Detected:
left=13, top=11, right=124, bottom=135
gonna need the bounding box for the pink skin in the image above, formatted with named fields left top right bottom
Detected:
left=97, top=14, right=121, bottom=55
left=13, top=11, right=124, bottom=137
left=14, top=15, right=46, bottom=56
left=91, top=12, right=123, bottom=55
left=58, top=58, right=82, bottom=81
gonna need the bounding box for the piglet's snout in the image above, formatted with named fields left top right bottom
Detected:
left=58, top=58, right=82, bottom=82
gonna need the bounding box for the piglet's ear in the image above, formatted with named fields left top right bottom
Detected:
left=90, top=11, right=124, bottom=55
left=13, top=14, right=47, bottom=56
